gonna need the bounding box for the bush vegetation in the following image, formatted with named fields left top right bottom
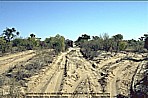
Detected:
left=0, top=27, right=73, bottom=56
left=75, top=33, right=148, bottom=60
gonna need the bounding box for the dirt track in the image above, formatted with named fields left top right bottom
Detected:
left=26, top=47, right=147, bottom=98
left=0, top=50, right=36, bottom=75
left=0, top=47, right=147, bottom=98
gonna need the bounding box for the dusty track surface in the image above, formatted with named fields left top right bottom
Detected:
left=25, top=47, right=147, bottom=98
left=27, top=47, right=102, bottom=97
left=1, top=48, right=147, bottom=98
left=0, top=50, right=36, bottom=75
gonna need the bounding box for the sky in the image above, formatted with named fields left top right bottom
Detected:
left=0, top=1, right=148, bottom=41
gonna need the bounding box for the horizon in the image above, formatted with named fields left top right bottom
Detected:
left=0, top=1, right=148, bottom=41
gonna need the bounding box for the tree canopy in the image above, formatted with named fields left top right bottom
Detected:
left=0, top=27, right=147, bottom=55
left=2, top=27, right=19, bottom=42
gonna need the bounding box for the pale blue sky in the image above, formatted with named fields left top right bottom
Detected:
left=0, top=1, right=148, bottom=41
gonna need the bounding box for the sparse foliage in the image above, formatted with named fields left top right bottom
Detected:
left=75, top=34, right=90, bottom=46
left=45, top=34, right=66, bottom=53
left=144, top=33, right=148, bottom=50
left=112, top=34, right=123, bottom=52
left=2, top=27, right=19, bottom=42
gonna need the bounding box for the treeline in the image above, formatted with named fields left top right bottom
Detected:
left=1, top=27, right=147, bottom=57
left=0, top=27, right=73, bottom=55
left=75, top=33, right=148, bottom=60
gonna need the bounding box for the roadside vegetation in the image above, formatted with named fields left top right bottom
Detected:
left=0, top=27, right=147, bottom=97
left=0, top=27, right=73, bottom=56
left=75, top=33, right=148, bottom=60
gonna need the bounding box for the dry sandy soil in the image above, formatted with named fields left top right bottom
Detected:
left=0, top=47, right=147, bottom=98
left=0, top=50, right=36, bottom=75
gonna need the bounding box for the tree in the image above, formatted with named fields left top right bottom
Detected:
left=139, top=37, right=145, bottom=41
left=65, top=39, right=73, bottom=50
left=0, top=37, right=7, bottom=53
left=0, top=27, right=19, bottom=53
left=144, top=33, right=148, bottom=50
left=92, top=36, right=100, bottom=40
left=119, top=41, right=127, bottom=51
left=45, top=34, right=66, bottom=53
left=55, top=34, right=65, bottom=52
left=27, top=33, right=41, bottom=50
left=112, top=34, right=123, bottom=52
left=81, top=34, right=90, bottom=40
left=12, top=34, right=38, bottom=51
left=12, top=38, right=24, bottom=47
left=2, top=27, right=19, bottom=42
left=27, top=37, right=37, bottom=50
left=92, top=35, right=104, bottom=50
left=126, top=38, right=144, bottom=52
left=144, top=37, right=148, bottom=50
left=30, top=33, right=35, bottom=38
left=80, top=40, right=99, bottom=60
left=75, top=34, right=90, bottom=46
left=12, top=38, right=31, bottom=51
left=102, top=33, right=111, bottom=51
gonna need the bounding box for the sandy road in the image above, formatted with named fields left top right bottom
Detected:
left=0, top=50, right=34, bottom=61
left=25, top=47, right=147, bottom=98
left=61, top=48, right=102, bottom=98
left=108, top=61, right=130, bottom=97
left=27, top=48, right=74, bottom=93
left=106, top=60, right=142, bottom=98
left=42, top=48, right=75, bottom=93
left=43, top=47, right=121, bottom=96
left=0, top=50, right=36, bottom=75
left=27, top=47, right=95, bottom=98
left=43, top=57, right=66, bottom=93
